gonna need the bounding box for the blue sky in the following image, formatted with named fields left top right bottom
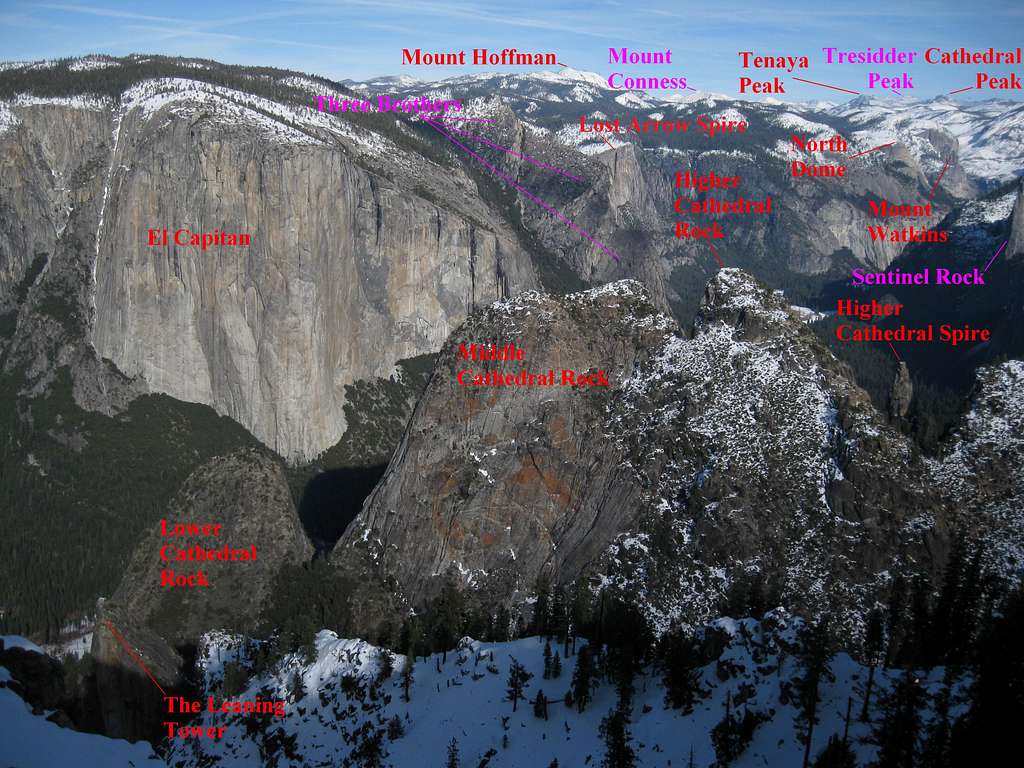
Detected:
left=1, top=0, right=1022, bottom=101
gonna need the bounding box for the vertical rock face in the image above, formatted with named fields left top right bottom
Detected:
left=0, top=102, right=111, bottom=306
left=1009, top=178, right=1024, bottom=258
left=933, top=360, right=1024, bottom=580
left=340, top=269, right=951, bottom=633
left=89, top=90, right=539, bottom=461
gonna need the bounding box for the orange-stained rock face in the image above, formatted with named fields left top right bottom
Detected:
left=336, top=271, right=970, bottom=638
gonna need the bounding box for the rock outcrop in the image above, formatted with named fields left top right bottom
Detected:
left=339, top=269, right=954, bottom=635
left=339, top=280, right=675, bottom=608
left=101, top=448, right=312, bottom=644
left=92, top=448, right=312, bottom=739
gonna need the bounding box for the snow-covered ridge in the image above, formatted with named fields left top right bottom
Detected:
left=119, top=78, right=394, bottom=155
left=9, top=93, right=112, bottom=111
left=160, top=616, right=968, bottom=768
left=69, top=56, right=119, bottom=72
left=955, top=189, right=1017, bottom=226
left=0, top=103, right=16, bottom=136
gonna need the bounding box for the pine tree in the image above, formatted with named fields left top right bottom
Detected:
left=506, top=657, right=533, bottom=712
left=946, top=545, right=983, bottom=667
left=614, top=649, right=635, bottom=715
left=289, top=670, right=306, bottom=703
left=551, top=650, right=563, bottom=679
left=399, top=616, right=422, bottom=660
left=599, top=709, right=636, bottom=768
left=919, top=679, right=952, bottom=768
left=387, top=713, right=404, bottom=740
left=811, top=734, right=856, bottom=768
left=901, top=576, right=932, bottom=668
left=376, top=647, right=394, bottom=683
left=551, top=584, right=568, bottom=650
left=929, top=535, right=965, bottom=666
left=795, top=618, right=834, bottom=768
left=569, top=582, right=590, bottom=655
left=710, top=692, right=764, bottom=766
left=548, top=760, right=560, bottom=768
left=873, top=668, right=925, bottom=768
left=533, top=575, right=551, bottom=637
left=660, top=625, right=702, bottom=712
left=543, top=639, right=553, bottom=679
left=533, top=689, right=549, bottom=720
left=352, top=727, right=385, bottom=768
left=494, top=605, right=512, bottom=643
left=885, top=575, right=907, bottom=666
left=948, top=584, right=1023, bottom=765
left=445, top=737, right=460, bottom=768
left=571, top=644, right=595, bottom=712
left=564, top=687, right=574, bottom=710
left=402, top=657, right=414, bottom=703
left=860, top=608, right=885, bottom=722
left=430, top=578, right=464, bottom=663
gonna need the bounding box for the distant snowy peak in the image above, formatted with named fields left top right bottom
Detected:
left=830, top=95, right=1024, bottom=184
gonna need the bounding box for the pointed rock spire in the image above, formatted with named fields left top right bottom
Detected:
left=889, top=361, right=913, bottom=420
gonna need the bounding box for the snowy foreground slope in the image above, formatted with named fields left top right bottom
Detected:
left=0, top=658, right=165, bottom=767
left=164, top=614, right=964, bottom=768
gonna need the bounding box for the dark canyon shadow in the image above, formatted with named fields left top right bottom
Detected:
left=298, top=465, right=387, bottom=555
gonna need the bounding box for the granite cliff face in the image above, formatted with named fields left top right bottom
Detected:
left=85, top=80, right=540, bottom=461
left=339, top=269, right=963, bottom=635
left=1009, top=177, right=1024, bottom=258
left=0, top=76, right=544, bottom=463
left=3, top=60, right=1020, bottom=464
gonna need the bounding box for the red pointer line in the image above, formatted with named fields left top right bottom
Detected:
left=848, top=142, right=895, bottom=158
left=708, top=244, right=724, bottom=268
left=598, top=133, right=615, bottom=150
left=558, top=61, right=569, bottom=67
left=887, top=342, right=901, bottom=361
left=104, top=620, right=167, bottom=697
left=791, top=76, right=861, bottom=95
left=928, top=158, right=951, bottom=201
left=949, top=86, right=974, bottom=95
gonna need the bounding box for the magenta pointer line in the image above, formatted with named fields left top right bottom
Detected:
left=441, top=123, right=585, bottom=183
left=424, top=118, right=621, bottom=263
left=439, top=116, right=497, bottom=123
left=982, top=240, right=1008, bottom=274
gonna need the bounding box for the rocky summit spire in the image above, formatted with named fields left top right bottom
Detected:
left=890, top=361, right=913, bottom=420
